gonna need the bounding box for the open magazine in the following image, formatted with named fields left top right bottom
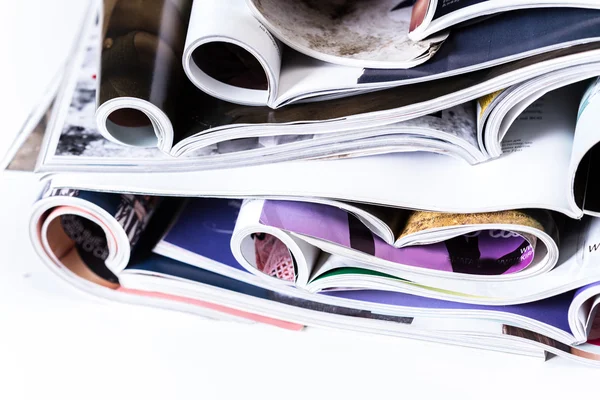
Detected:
left=20, top=0, right=600, bottom=370
left=408, top=0, right=600, bottom=41
left=97, top=0, right=600, bottom=108
left=27, top=185, right=600, bottom=305
left=37, top=14, right=600, bottom=171
left=231, top=199, right=558, bottom=284
left=160, top=198, right=600, bottom=307
left=28, top=185, right=600, bottom=366
left=41, top=81, right=600, bottom=224
left=83, top=0, right=600, bottom=155
left=101, top=0, right=600, bottom=108
left=29, top=184, right=552, bottom=359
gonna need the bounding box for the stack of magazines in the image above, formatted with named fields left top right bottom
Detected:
left=14, top=0, right=600, bottom=366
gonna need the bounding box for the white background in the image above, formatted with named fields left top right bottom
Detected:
left=1, top=1, right=599, bottom=399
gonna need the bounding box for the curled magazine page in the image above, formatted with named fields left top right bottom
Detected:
left=32, top=200, right=306, bottom=330
left=231, top=199, right=322, bottom=287
left=97, top=0, right=195, bottom=150
left=482, top=68, right=600, bottom=159
left=398, top=210, right=546, bottom=239
left=588, top=312, right=600, bottom=343
left=408, top=0, right=600, bottom=42
left=253, top=233, right=297, bottom=282
left=95, top=0, right=294, bottom=153
left=477, top=90, right=504, bottom=124
left=30, top=184, right=163, bottom=288
left=42, top=18, right=485, bottom=171
left=46, top=20, right=164, bottom=162
left=396, top=209, right=555, bottom=257
left=569, top=78, right=600, bottom=215
left=255, top=199, right=545, bottom=277
left=408, top=0, right=432, bottom=35
left=475, top=89, right=504, bottom=150
left=410, top=0, right=490, bottom=40
left=183, top=0, right=282, bottom=106
left=330, top=201, right=410, bottom=245
left=247, top=0, right=447, bottom=69
left=568, top=282, right=600, bottom=341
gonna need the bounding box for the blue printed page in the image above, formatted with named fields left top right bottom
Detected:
left=160, top=198, right=246, bottom=271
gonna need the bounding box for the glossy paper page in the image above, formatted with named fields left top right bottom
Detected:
left=99, top=0, right=193, bottom=143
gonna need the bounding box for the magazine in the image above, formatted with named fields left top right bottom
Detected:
left=18, top=0, right=600, bottom=370
left=29, top=185, right=600, bottom=365
left=157, top=197, right=600, bottom=307
left=102, top=1, right=600, bottom=109
left=37, top=18, right=600, bottom=171
left=231, top=199, right=558, bottom=284
left=82, top=0, right=600, bottom=156
left=28, top=184, right=600, bottom=305
left=28, top=185, right=553, bottom=358
left=408, top=0, right=600, bottom=41
left=41, top=83, right=600, bottom=223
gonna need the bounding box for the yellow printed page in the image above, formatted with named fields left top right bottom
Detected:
left=478, top=90, right=504, bottom=119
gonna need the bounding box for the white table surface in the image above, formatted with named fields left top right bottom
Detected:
left=1, top=2, right=598, bottom=399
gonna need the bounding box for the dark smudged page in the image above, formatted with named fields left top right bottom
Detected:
left=99, top=0, right=193, bottom=130
left=95, top=0, right=485, bottom=146
left=98, top=0, right=568, bottom=147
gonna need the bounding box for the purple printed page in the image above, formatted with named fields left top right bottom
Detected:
left=259, top=200, right=534, bottom=275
